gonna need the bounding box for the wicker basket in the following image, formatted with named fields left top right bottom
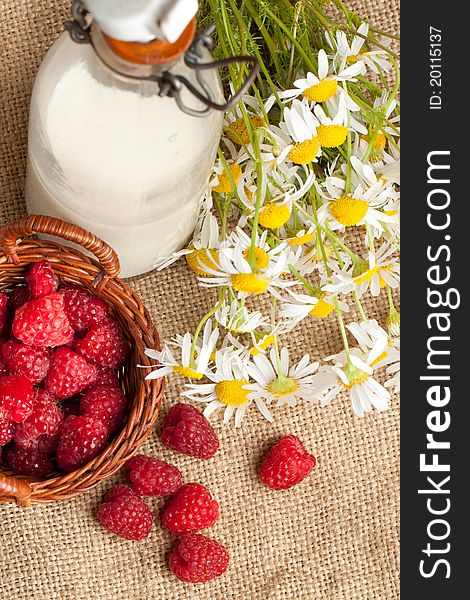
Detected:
left=0, top=215, right=164, bottom=506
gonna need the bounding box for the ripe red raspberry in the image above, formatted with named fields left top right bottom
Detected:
left=97, top=490, right=154, bottom=540
left=12, top=292, right=74, bottom=347
left=161, top=482, right=219, bottom=535
left=0, top=341, right=8, bottom=376
left=161, top=403, right=219, bottom=460
left=13, top=389, right=63, bottom=450
left=56, top=415, right=109, bottom=472
left=36, top=432, right=60, bottom=453
left=259, top=435, right=316, bottom=491
left=104, top=484, right=137, bottom=503
left=60, top=283, right=109, bottom=332
left=74, top=319, right=128, bottom=369
left=2, top=339, right=51, bottom=384
left=0, top=419, right=14, bottom=446
left=169, top=534, right=230, bottom=583
left=8, top=286, right=30, bottom=312
left=0, top=374, right=34, bottom=423
left=26, top=260, right=59, bottom=298
left=125, top=454, right=182, bottom=497
left=94, top=367, right=119, bottom=387
left=80, top=384, right=127, bottom=433
left=46, top=347, right=97, bottom=399
left=0, top=294, right=7, bottom=335
left=5, top=444, right=54, bottom=477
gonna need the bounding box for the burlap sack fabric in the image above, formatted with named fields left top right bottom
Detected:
left=0, top=1, right=400, bottom=598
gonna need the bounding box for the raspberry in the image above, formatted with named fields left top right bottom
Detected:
left=56, top=415, right=109, bottom=472
left=36, top=432, right=60, bottom=453
left=74, top=319, right=128, bottom=369
left=26, top=260, right=59, bottom=298
left=259, top=435, right=316, bottom=490
left=0, top=419, right=14, bottom=446
left=95, top=367, right=119, bottom=387
left=169, top=534, right=229, bottom=583
left=8, top=286, right=30, bottom=312
left=125, top=454, right=182, bottom=497
left=0, top=341, right=8, bottom=376
left=12, top=292, right=74, bottom=347
left=0, top=294, right=7, bottom=335
left=80, top=384, right=127, bottom=433
left=5, top=444, right=54, bottom=477
left=46, top=347, right=97, bottom=399
left=60, top=283, right=109, bottom=332
left=161, top=403, right=219, bottom=460
left=97, top=490, right=154, bottom=540
left=2, top=339, right=51, bottom=384
left=161, top=482, right=219, bottom=535
left=0, top=374, right=35, bottom=423
left=104, top=484, right=137, bottom=503
left=13, top=389, right=63, bottom=450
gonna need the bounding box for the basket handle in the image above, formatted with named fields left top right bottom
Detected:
left=1, top=215, right=121, bottom=282
left=0, top=474, right=33, bottom=507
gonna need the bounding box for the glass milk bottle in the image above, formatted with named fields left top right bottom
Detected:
left=26, top=0, right=250, bottom=278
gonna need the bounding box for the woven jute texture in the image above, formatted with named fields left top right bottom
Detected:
left=0, top=1, right=399, bottom=598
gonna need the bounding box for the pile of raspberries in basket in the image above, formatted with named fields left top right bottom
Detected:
left=0, top=260, right=129, bottom=475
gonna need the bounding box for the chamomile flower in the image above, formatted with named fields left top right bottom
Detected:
left=199, top=243, right=294, bottom=298
left=310, top=349, right=391, bottom=417
left=246, top=347, right=319, bottom=408
left=313, top=92, right=363, bottom=148
left=276, top=99, right=321, bottom=165
left=143, top=320, right=219, bottom=381
left=280, top=291, right=349, bottom=329
left=224, top=92, right=275, bottom=146
left=319, top=168, right=396, bottom=232
left=324, top=242, right=400, bottom=297
left=281, top=49, right=365, bottom=103
left=183, top=348, right=273, bottom=426
left=329, top=23, right=392, bottom=74
left=215, top=299, right=269, bottom=334
left=383, top=338, right=400, bottom=392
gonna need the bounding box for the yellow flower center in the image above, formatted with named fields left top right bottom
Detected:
left=317, top=124, right=348, bottom=148
left=288, top=232, right=315, bottom=246
left=329, top=196, right=368, bottom=226
left=215, top=379, right=250, bottom=406
left=172, top=365, right=204, bottom=380
left=354, top=267, right=387, bottom=288
left=309, top=299, right=335, bottom=318
left=288, top=137, right=319, bottom=164
left=231, top=273, right=268, bottom=295
left=267, top=377, right=299, bottom=397
left=303, top=78, right=338, bottom=102
left=384, top=209, right=398, bottom=217
left=249, top=335, right=275, bottom=356
left=212, top=163, right=242, bottom=193
left=242, top=246, right=270, bottom=270
left=347, top=54, right=358, bottom=64
left=363, top=132, right=387, bottom=151
left=186, top=249, right=219, bottom=276
left=226, top=115, right=265, bottom=145
left=258, top=203, right=291, bottom=229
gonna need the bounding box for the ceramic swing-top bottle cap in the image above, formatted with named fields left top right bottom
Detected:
left=83, top=0, right=199, bottom=43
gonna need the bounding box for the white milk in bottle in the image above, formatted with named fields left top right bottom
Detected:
left=26, top=0, right=224, bottom=277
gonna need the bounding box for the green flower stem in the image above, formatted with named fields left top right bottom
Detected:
left=244, top=0, right=283, bottom=75
left=189, top=302, right=223, bottom=368
left=386, top=285, right=397, bottom=313
left=288, top=265, right=321, bottom=297
left=353, top=291, right=368, bottom=321
left=248, top=130, right=265, bottom=268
